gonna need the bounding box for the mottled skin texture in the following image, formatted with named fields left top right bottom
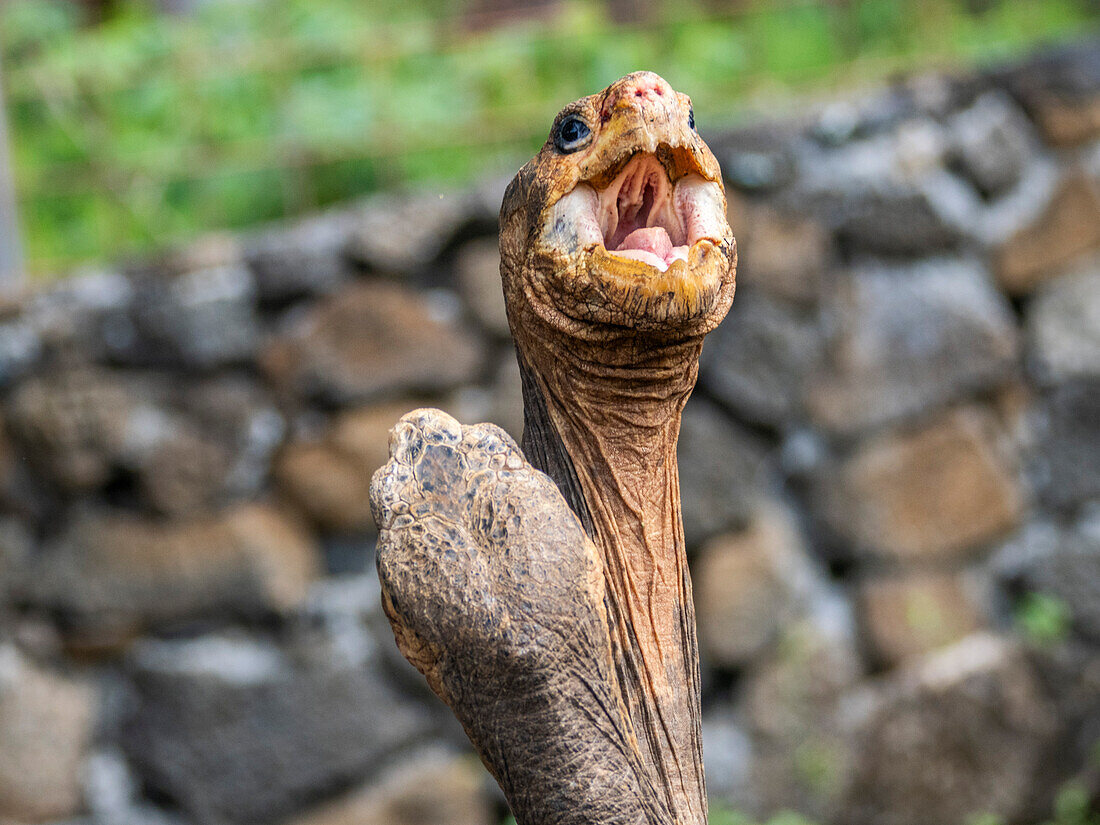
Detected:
left=372, top=72, right=736, bottom=825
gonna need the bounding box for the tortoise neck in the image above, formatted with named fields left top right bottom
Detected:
left=517, top=329, right=707, bottom=825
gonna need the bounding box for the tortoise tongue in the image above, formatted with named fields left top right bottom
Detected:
left=613, top=227, right=688, bottom=271
left=618, top=226, right=672, bottom=258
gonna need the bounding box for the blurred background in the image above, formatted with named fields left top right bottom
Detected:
left=1, top=2, right=1100, bottom=825
left=1, top=0, right=1098, bottom=275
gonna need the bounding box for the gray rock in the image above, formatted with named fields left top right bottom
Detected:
left=0, top=517, right=32, bottom=603
left=136, top=425, right=235, bottom=517
left=700, top=288, right=823, bottom=427
left=1023, top=641, right=1100, bottom=783
left=26, top=267, right=136, bottom=359
left=701, top=712, right=755, bottom=809
left=175, top=375, right=286, bottom=500
left=454, top=237, right=509, bottom=337
left=842, top=633, right=1060, bottom=825
left=741, top=606, right=863, bottom=822
left=6, top=367, right=271, bottom=514
left=807, top=259, right=1019, bottom=436
left=106, top=265, right=261, bottom=369
left=791, top=116, right=1007, bottom=258
left=677, top=397, right=770, bottom=548
left=993, top=516, right=1100, bottom=643
left=947, top=91, right=1034, bottom=199
left=694, top=502, right=845, bottom=674
left=243, top=211, right=358, bottom=303
left=808, top=86, right=923, bottom=147
left=449, top=354, right=524, bottom=443
left=123, top=634, right=431, bottom=825
left=1026, top=260, right=1100, bottom=383
left=1033, top=379, right=1100, bottom=510
left=0, top=318, right=42, bottom=387
left=487, top=354, right=524, bottom=443
left=713, top=126, right=798, bottom=193
left=837, top=189, right=963, bottom=257
left=346, top=188, right=492, bottom=274
left=84, top=748, right=192, bottom=825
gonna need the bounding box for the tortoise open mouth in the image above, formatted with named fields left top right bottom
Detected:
left=546, top=147, right=728, bottom=273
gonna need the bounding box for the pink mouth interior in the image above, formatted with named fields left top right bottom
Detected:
left=598, top=155, right=690, bottom=271
left=614, top=227, right=688, bottom=270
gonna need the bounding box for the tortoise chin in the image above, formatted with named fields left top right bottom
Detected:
left=532, top=147, right=736, bottom=333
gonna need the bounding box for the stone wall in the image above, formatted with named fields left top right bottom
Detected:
left=2, top=40, right=1100, bottom=825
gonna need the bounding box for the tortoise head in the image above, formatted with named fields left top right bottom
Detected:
left=499, top=71, right=736, bottom=340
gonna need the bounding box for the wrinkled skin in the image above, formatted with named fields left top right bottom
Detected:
left=372, top=72, right=736, bottom=825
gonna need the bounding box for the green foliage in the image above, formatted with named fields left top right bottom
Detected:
left=1049, top=782, right=1100, bottom=825
left=967, top=780, right=1100, bottom=825
left=1015, top=591, right=1072, bottom=647
left=708, top=805, right=820, bottom=825
left=2, top=0, right=1097, bottom=274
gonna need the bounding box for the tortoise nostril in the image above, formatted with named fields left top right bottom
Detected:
left=635, top=89, right=643, bottom=97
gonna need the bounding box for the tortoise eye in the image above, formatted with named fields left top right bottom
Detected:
left=554, top=115, right=592, bottom=154
left=688, top=107, right=695, bottom=131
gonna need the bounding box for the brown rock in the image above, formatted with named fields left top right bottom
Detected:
left=7, top=367, right=135, bottom=491
left=728, top=198, right=829, bottom=304
left=0, top=646, right=96, bottom=822
left=843, top=633, right=1060, bottom=825
left=816, top=407, right=1025, bottom=562
left=140, top=428, right=233, bottom=517
left=330, top=400, right=423, bottom=482
left=1032, top=96, right=1100, bottom=146
left=286, top=750, right=493, bottom=825
left=446, top=355, right=526, bottom=444
left=695, top=503, right=817, bottom=668
left=278, top=399, right=482, bottom=533
left=262, top=281, right=484, bottom=404
left=995, top=172, right=1100, bottom=294
left=21, top=505, right=319, bottom=645
left=1004, top=42, right=1100, bottom=147
left=223, top=504, right=320, bottom=611
left=806, top=259, right=1018, bottom=436
left=858, top=571, right=986, bottom=667
left=455, top=238, right=509, bottom=337
left=275, top=442, right=374, bottom=533
left=167, top=232, right=244, bottom=273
